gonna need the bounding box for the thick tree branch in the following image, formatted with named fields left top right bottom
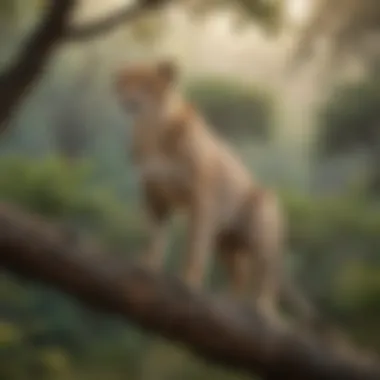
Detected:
left=0, top=203, right=379, bottom=380
left=0, top=0, right=76, bottom=130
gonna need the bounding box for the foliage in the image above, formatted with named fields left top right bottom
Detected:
left=0, top=0, right=42, bottom=22
left=187, top=0, right=284, bottom=34
left=0, top=0, right=378, bottom=374
left=317, top=71, right=380, bottom=194
left=0, top=155, right=92, bottom=217
left=0, top=0, right=14, bottom=19
left=294, top=0, right=380, bottom=67
left=0, top=154, right=380, bottom=380
left=128, top=11, right=169, bottom=45
left=281, top=190, right=380, bottom=349
left=334, top=260, right=380, bottom=315
left=318, top=73, right=380, bottom=155
left=0, top=154, right=246, bottom=380
left=0, top=155, right=145, bottom=248
left=0, top=155, right=146, bottom=380
left=186, top=78, right=275, bottom=141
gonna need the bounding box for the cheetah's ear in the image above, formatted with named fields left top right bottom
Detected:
left=156, top=59, right=179, bottom=84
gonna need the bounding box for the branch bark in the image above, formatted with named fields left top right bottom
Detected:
left=0, top=0, right=76, bottom=130
left=0, top=0, right=168, bottom=131
left=0, top=202, right=379, bottom=380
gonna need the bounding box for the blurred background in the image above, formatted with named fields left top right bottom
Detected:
left=0, top=0, right=380, bottom=379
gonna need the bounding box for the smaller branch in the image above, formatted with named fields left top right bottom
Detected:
left=64, top=0, right=170, bottom=42
left=0, top=0, right=169, bottom=133
left=0, top=0, right=76, bottom=130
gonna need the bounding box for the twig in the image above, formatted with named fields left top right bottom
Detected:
left=0, top=0, right=75, bottom=130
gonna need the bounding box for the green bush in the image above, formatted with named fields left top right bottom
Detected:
left=280, top=191, right=380, bottom=349
left=186, top=78, right=275, bottom=141
left=0, top=155, right=145, bottom=247
left=317, top=72, right=380, bottom=195
left=0, top=155, right=148, bottom=380
left=0, top=155, right=91, bottom=217
left=1, top=154, right=380, bottom=379
left=318, top=74, right=380, bottom=156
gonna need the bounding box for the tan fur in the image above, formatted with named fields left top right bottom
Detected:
left=115, top=60, right=286, bottom=320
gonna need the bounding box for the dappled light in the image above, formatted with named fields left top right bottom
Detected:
left=0, top=1, right=380, bottom=380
